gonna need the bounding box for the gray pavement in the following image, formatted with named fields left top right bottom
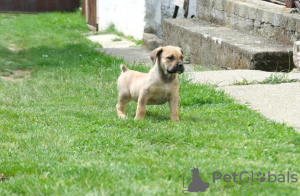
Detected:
left=89, top=34, right=300, bottom=132
left=88, top=34, right=153, bottom=64
left=97, top=47, right=153, bottom=65
left=187, top=70, right=300, bottom=87
left=221, top=83, right=300, bottom=131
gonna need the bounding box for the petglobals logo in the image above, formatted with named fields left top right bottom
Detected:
left=213, top=171, right=298, bottom=183
left=178, top=168, right=298, bottom=194
left=179, top=167, right=210, bottom=194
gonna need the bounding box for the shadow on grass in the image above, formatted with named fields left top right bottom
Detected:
left=0, top=45, right=28, bottom=71
left=1, top=41, right=125, bottom=71
left=146, top=110, right=171, bottom=122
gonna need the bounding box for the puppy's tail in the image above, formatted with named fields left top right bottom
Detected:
left=120, top=64, right=129, bottom=73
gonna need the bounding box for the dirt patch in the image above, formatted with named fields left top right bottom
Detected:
left=0, top=173, right=6, bottom=182
left=8, top=43, right=23, bottom=52
left=0, top=70, right=31, bottom=82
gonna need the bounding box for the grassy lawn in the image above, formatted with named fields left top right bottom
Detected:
left=1, top=11, right=300, bottom=195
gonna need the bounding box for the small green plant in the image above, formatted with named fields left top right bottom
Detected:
left=103, top=24, right=123, bottom=37
left=134, top=39, right=142, bottom=45
left=102, top=24, right=142, bottom=46
left=193, top=64, right=205, bottom=72
left=233, top=56, right=299, bottom=85
left=232, top=73, right=299, bottom=86
left=111, top=37, right=122, bottom=42
left=182, top=49, right=190, bottom=63
left=261, top=73, right=298, bottom=84
left=232, top=77, right=258, bottom=85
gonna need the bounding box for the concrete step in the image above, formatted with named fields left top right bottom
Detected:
left=197, top=0, right=300, bottom=45
left=142, top=33, right=163, bottom=51
left=163, top=18, right=294, bottom=71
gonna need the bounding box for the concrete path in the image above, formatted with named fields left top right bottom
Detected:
left=221, top=83, right=300, bottom=130
left=187, top=70, right=300, bottom=87
left=88, top=34, right=300, bottom=132
left=88, top=34, right=152, bottom=64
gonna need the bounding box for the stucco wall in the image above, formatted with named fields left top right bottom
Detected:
left=97, top=0, right=146, bottom=40
left=97, top=0, right=196, bottom=39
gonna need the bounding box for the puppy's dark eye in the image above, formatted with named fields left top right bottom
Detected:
left=167, top=56, right=174, bottom=61
left=181, top=56, right=184, bottom=60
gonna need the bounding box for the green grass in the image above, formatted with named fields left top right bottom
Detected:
left=1, top=12, right=300, bottom=195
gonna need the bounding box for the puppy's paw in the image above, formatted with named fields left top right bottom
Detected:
left=171, top=116, right=179, bottom=121
left=118, top=114, right=127, bottom=119
left=134, top=116, right=144, bottom=121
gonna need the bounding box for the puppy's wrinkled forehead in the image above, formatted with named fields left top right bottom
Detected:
left=150, top=46, right=184, bottom=64
left=161, top=46, right=183, bottom=60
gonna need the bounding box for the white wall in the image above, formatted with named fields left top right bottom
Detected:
left=98, top=0, right=146, bottom=40
left=144, top=0, right=162, bottom=37
left=97, top=0, right=196, bottom=39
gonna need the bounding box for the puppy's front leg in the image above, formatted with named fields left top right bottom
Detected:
left=135, top=90, right=148, bottom=120
left=169, top=93, right=179, bottom=121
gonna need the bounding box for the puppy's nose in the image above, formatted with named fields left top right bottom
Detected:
left=177, top=63, right=183, bottom=68
left=177, top=63, right=184, bottom=74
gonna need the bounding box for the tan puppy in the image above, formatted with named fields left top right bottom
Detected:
left=116, top=46, right=185, bottom=121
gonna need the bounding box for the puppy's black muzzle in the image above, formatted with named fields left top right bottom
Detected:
left=167, top=63, right=185, bottom=74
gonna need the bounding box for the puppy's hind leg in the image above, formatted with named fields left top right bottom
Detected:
left=116, top=93, right=131, bottom=119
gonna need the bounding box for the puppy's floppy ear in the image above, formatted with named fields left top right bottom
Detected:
left=150, top=47, right=163, bottom=64
left=177, top=47, right=183, bottom=55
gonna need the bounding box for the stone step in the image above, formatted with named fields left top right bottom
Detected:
left=142, top=33, right=163, bottom=51
left=197, top=0, right=300, bottom=45
left=163, top=18, right=294, bottom=71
